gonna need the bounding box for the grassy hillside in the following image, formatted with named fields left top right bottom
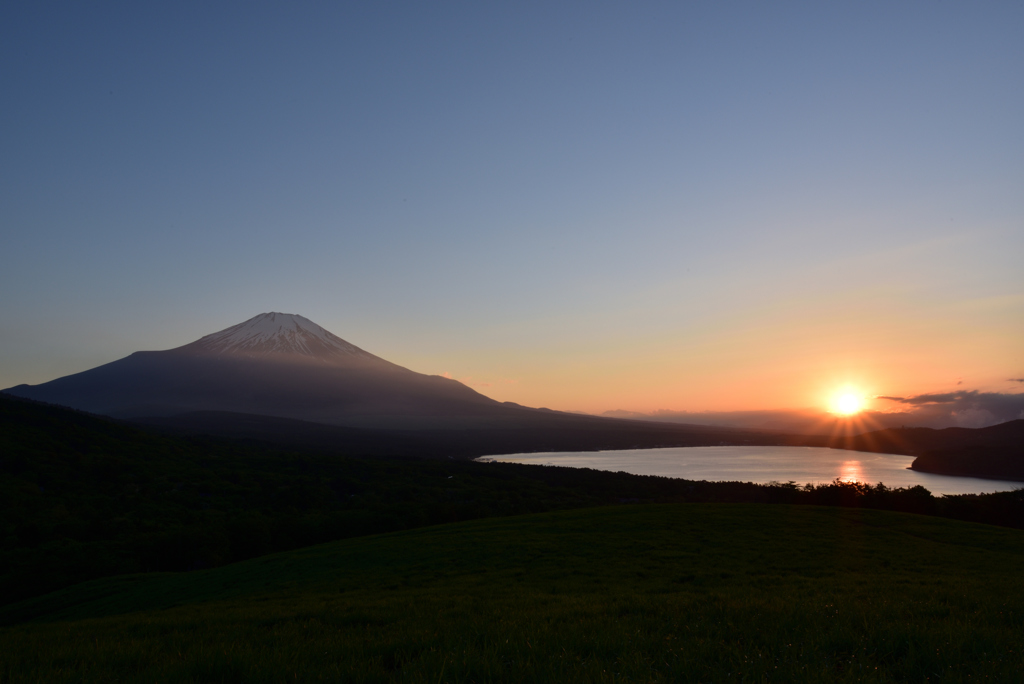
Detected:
left=6, top=393, right=1024, bottom=614
left=0, top=395, right=611, bottom=606
left=3, top=504, right=1024, bottom=682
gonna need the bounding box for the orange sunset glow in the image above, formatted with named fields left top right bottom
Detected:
left=1, top=2, right=1021, bottom=436
left=4, top=4, right=1024, bottom=682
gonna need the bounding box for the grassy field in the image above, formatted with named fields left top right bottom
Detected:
left=8, top=393, right=1024, bottom=618
left=3, top=503, right=1024, bottom=682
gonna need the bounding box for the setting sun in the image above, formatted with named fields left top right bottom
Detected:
left=834, top=393, right=863, bottom=416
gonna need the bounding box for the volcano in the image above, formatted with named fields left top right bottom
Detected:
left=2, top=313, right=514, bottom=428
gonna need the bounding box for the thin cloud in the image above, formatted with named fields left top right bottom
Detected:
left=1010, top=378, right=1024, bottom=383
left=878, top=392, right=963, bottom=405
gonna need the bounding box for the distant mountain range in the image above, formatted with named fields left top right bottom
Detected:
left=2, top=313, right=536, bottom=430
left=599, top=408, right=865, bottom=434
left=600, top=408, right=931, bottom=433
left=0, top=314, right=785, bottom=453
left=601, top=395, right=1024, bottom=432
left=4, top=313, right=815, bottom=455
left=6, top=313, right=1020, bottom=473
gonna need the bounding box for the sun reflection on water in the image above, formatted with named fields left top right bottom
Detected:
left=839, top=460, right=863, bottom=484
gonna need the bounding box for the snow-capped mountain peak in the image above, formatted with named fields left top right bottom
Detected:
left=178, top=312, right=380, bottom=362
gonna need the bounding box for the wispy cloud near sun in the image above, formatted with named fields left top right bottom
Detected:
left=876, top=391, right=1024, bottom=428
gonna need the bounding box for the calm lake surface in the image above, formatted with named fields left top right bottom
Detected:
left=477, top=446, right=1024, bottom=496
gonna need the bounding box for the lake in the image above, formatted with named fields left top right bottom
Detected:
left=477, top=446, right=1024, bottom=496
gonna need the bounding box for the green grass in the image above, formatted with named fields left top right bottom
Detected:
left=3, top=503, right=1024, bottom=682
left=7, top=393, right=1024, bottom=616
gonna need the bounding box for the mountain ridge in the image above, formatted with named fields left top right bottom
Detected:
left=2, top=313, right=504, bottom=428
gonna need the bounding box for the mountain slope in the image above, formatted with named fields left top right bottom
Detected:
left=2, top=313, right=508, bottom=428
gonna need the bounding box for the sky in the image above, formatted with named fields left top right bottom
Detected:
left=2, top=1, right=1022, bottom=419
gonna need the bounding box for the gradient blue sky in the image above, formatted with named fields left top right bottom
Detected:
left=3, top=1, right=1022, bottom=413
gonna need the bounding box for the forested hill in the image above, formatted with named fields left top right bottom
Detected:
left=817, top=420, right=1024, bottom=481
left=825, top=420, right=1024, bottom=456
